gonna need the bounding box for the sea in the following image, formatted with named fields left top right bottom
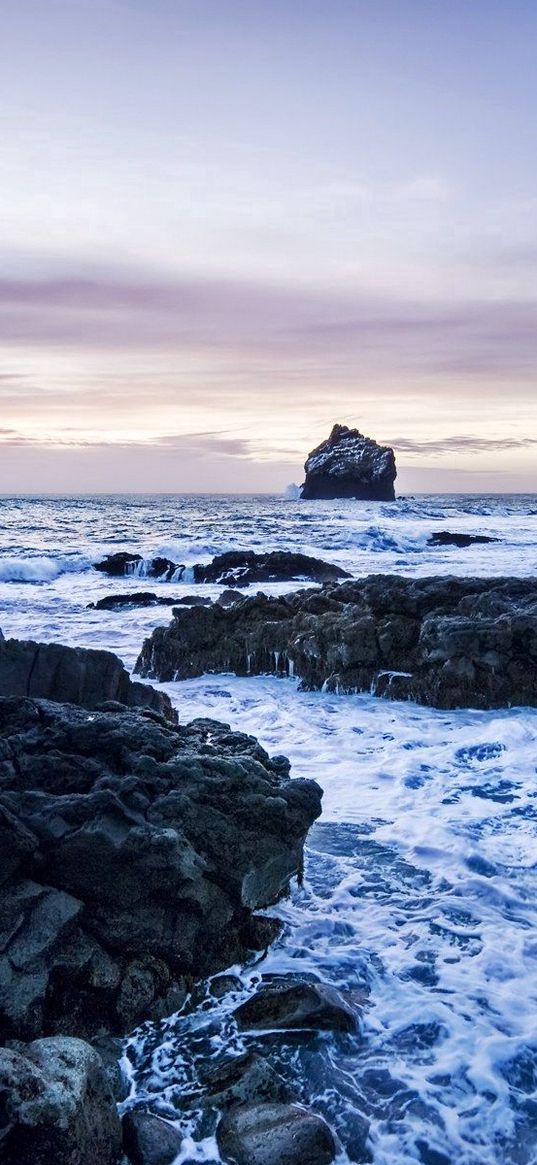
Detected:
left=1, top=492, right=537, bottom=1165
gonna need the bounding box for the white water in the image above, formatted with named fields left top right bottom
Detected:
left=1, top=493, right=537, bottom=1164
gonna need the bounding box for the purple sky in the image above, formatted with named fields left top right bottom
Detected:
left=1, top=0, right=536, bottom=492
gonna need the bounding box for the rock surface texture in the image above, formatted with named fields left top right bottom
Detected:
left=0, top=1036, right=121, bottom=1165
left=0, top=697, right=321, bottom=1042
left=136, top=575, right=537, bottom=710
left=93, top=550, right=348, bottom=587
left=300, top=424, right=396, bottom=501
left=216, top=1102, right=337, bottom=1165
left=0, top=636, right=175, bottom=720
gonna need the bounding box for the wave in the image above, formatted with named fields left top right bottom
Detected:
left=0, top=554, right=89, bottom=583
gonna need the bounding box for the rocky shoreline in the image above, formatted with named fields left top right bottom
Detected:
left=136, top=574, right=537, bottom=710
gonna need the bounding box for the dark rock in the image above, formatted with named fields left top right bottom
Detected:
left=0, top=635, right=175, bottom=721
left=429, top=531, right=498, bottom=548
left=216, top=589, right=245, bottom=607
left=301, top=424, right=396, bottom=501
left=136, top=575, right=537, bottom=710
left=0, top=697, right=321, bottom=1041
left=200, top=1051, right=291, bottom=1108
left=216, top=1102, right=337, bottom=1165
left=94, top=553, right=182, bottom=581
left=234, top=978, right=360, bottom=1033
left=122, top=1110, right=182, bottom=1165
left=88, top=593, right=212, bottom=611
left=209, top=973, right=244, bottom=998
left=0, top=1036, right=121, bottom=1165
left=192, top=551, right=349, bottom=587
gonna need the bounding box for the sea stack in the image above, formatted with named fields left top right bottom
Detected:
left=300, top=424, right=396, bottom=501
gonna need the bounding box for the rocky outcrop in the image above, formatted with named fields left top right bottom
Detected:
left=0, top=1036, right=121, bottom=1165
left=0, top=697, right=321, bottom=1042
left=234, top=977, right=360, bottom=1033
left=136, top=575, right=537, bottom=710
left=429, top=532, right=498, bottom=548
left=300, top=424, right=396, bottom=501
left=88, top=593, right=211, bottom=611
left=0, top=635, right=174, bottom=721
left=93, top=550, right=348, bottom=587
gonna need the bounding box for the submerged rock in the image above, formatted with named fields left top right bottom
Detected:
left=88, top=593, right=211, bottom=611
left=234, top=978, right=360, bottom=1033
left=136, top=575, right=537, bottom=710
left=0, top=697, right=321, bottom=1041
left=0, top=635, right=175, bottom=720
left=0, top=1036, right=121, bottom=1165
left=301, top=424, right=396, bottom=501
left=216, top=1102, right=337, bottom=1165
left=429, top=531, right=498, bottom=548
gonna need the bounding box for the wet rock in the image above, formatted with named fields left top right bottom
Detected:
left=191, top=551, right=348, bottom=587
left=301, top=424, right=396, bottom=501
left=0, top=697, right=321, bottom=1041
left=94, top=553, right=181, bottom=580
left=88, top=593, right=212, bottom=611
left=216, top=588, right=245, bottom=607
left=136, top=575, right=537, bottom=710
left=209, top=973, right=244, bottom=998
left=428, top=531, right=498, bottom=548
left=217, top=1102, right=337, bottom=1165
left=201, top=1051, right=291, bottom=1108
left=0, top=635, right=175, bottom=720
left=234, top=978, right=360, bottom=1033
left=0, top=1036, right=121, bottom=1165
left=122, top=1110, right=183, bottom=1165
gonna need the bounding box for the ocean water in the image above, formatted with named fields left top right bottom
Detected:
left=1, top=493, right=537, bottom=1165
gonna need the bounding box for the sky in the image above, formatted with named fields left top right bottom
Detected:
left=1, top=0, right=536, bottom=493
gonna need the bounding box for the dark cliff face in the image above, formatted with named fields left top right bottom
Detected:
left=300, top=424, right=396, bottom=501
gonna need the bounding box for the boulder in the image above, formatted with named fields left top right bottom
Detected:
left=199, top=1051, right=291, bottom=1108
left=94, top=554, right=181, bottom=581
left=0, top=635, right=175, bottom=721
left=234, top=978, right=360, bottom=1033
left=428, top=531, right=498, bottom=548
left=300, top=424, right=396, bottom=501
left=0, top=697, right=321, bottom=1041
left=122, top=1110, right=182, bottom=1165
left=216, top=1102, right=337, bottom=1165
left=136, top=575, right=537, bottom=710
left=0, top=1036, right=121, bottom=1165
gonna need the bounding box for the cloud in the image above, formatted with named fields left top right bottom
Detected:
left=0, top=266, right=535, bottom=381
left=390, top=435, right=537, bottom=455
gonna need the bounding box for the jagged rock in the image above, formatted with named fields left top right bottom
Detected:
left=0, top=1036, right=121, bottom=1165
left=216, top=1102, right=337, bottom=1165
left=94, top=553, right=181, bottom=580
left=0, top=697, right=321, bottom=1042
left=301, top=424, right=396, bottom=501
left=0, top=636, right=175, bottom=721
left=234, top=977, right=360, bottom=1033
left=191, top=551, right=349, bottom=587
left=122, top=1110, right=182, bottom=1165
left=216, top=589, right=245, bottom=607
left=92, top=550, right=348, bottom=587
left=429, top=532, right=498, bottom=548
left=136, top=575, right=537, bottom=710
left=88, top=593, right=212, bottom=611
left=200, top=1051, right=291, bottom=1108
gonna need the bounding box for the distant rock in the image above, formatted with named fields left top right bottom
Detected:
left=429, top=531, right=498, bottom=548
left=0, top=697, right=321, bottom=1042
left=0, top=635, right=174, bottom=720
left=136, top=575, right=537, bottom=710
left=94, top=553, right=181, bottom=580
left=301, top=424, right=396, bottom=501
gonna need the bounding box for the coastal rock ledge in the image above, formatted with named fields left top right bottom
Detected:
left=137, top=575, right=537, bottom=710
left=0, top=697, right=321, bottom=1043
left=300, top=424, right=396, bottom=500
